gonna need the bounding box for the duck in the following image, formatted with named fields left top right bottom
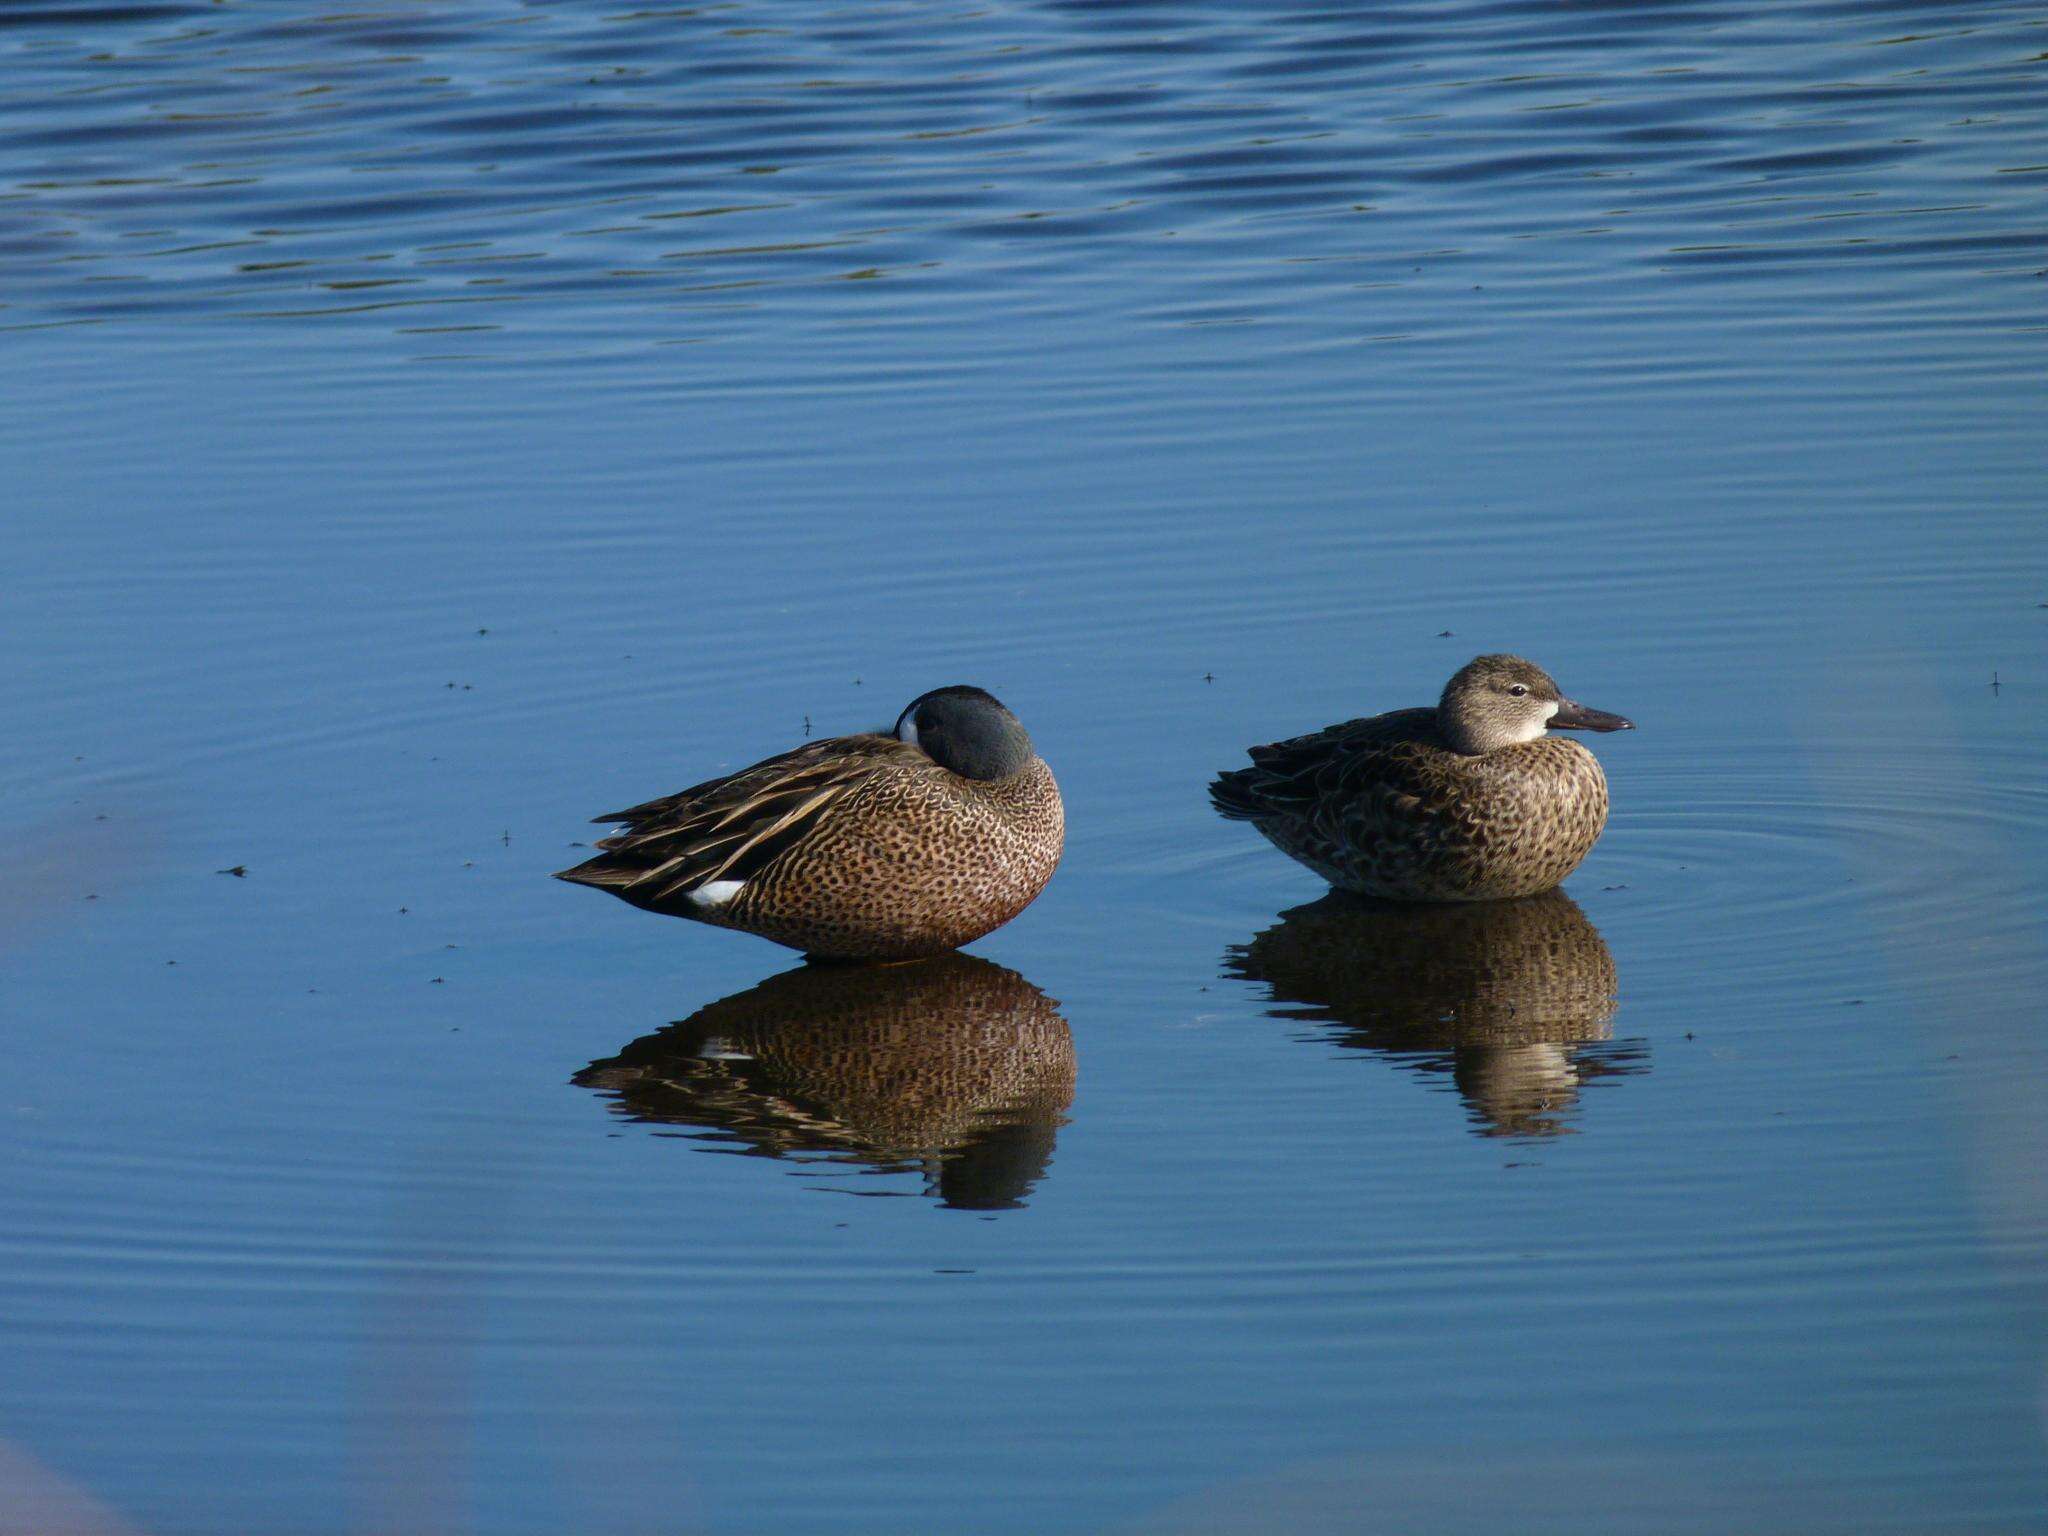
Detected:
left=1210, top=654, right=1632, bottom=901
left=556, top=686, right=1063, bottom=960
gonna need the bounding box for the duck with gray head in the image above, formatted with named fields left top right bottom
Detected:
left=556, top=686, right=1063, bottom=959
left=1211, top=655, right=1633, bottom=901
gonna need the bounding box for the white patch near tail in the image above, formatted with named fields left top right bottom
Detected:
left=688, top=879, right=745, bottom=908
left=695, top=1036, right=754, bottom=1061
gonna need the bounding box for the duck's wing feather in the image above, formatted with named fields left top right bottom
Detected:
left=1210, top=708, right=1443, bottom=822
left=557, top=734, right=926, bottom=905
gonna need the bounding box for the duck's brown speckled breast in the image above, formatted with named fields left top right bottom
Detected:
left=1310, top=736, right=1610, bottom=901
left=720, top=757, right=1064, bottom=958
left=1440, top=736, right=1611, bottom=897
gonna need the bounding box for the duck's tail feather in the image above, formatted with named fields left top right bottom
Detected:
left=1209, top=767, right=1270, bottom=821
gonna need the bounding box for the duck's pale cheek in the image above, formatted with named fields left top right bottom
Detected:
left=1514, top=706, right=1557, bottom=745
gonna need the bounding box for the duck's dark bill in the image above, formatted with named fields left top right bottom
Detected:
left=1551, top=700, right=1635, bottom=732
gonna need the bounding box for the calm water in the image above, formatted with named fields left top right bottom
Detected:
left=5, top=1, right=2047, bottom=1531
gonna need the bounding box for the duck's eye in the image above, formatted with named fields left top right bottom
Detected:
left=1508, top=684, right=1529, bottom=698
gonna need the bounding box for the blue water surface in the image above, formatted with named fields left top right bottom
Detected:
left=4, top=1, right=2046, bottom=1532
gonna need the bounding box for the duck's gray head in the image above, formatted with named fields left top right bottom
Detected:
left=894, top=685, right=1036, bottom=781
left=1438, top=654, right=1634, bottom=756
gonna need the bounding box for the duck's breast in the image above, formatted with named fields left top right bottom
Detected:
left=1457, top=738, right=1609, bottom=895
left=970, top=756, right=1066, bottom=906
left=736, top=757, right=1063, bottom=957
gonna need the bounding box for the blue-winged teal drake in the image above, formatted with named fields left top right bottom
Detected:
left=556, top=686, right=1063, bottom=960
left=1211, top=655, right=1633, bottom=901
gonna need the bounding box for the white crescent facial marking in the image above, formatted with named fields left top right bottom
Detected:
left=1513, top=701, right=1558, bottom=745
left=897, top=711, right=921, bottom=749
left=688, top=879, right=745, bottom=908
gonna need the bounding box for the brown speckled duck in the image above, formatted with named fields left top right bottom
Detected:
left=556, top=686, right=1063, bottom=959
left=1211, top=655, right=1633, bottom=900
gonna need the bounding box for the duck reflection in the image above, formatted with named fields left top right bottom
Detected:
left=1226, top=890, right=1645, bottom=1137
left=574, top=954, right=1074, bottom=1209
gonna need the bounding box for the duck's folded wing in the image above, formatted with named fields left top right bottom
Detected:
left=557, top=735, right=922, bottom=905
left=1210, top=710, right=1434, bottom=822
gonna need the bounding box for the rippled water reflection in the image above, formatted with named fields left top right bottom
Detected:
left=4, top=0, right=2047, bottom=1532
left=577, top=955, right=1074, bottom=1209
left=9, top=0, right=2047, bottom=368
left=1229, top=891, right=1645, bottom=1138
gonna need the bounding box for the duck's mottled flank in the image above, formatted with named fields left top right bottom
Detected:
left=1211, top=655, right=1629, bottom=901
left=573, top=954, right=1074, bottom=1208
left=556, top=691, right=1063, bottom=959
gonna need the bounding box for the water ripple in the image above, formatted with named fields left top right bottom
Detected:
left=1, top=0, right=2040, bottom=350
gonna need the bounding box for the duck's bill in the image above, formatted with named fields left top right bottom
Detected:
left=1551, top=699, right=1635, bottom=732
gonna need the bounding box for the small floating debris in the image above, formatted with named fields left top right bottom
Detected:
left=216, top=864, right=247, bottom=878
left=1437, top=629, right=1454, bottom=638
